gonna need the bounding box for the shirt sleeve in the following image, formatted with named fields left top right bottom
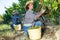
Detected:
left=31, top=12, right=38, bottom=20
left=32, top=13, right=37, bottom=20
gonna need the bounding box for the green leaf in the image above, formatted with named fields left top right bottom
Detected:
left=44, top=0, right=48, bottom=2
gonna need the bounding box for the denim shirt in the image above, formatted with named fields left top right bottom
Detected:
left=12, top=14, right=21, bottom=24
left=24, top=10, right=37, bottom=24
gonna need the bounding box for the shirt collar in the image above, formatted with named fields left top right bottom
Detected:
left=28, top=9, right=33, bottom=12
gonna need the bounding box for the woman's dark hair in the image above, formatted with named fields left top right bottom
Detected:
left=25, top=1, right=33, bottom=10
left=25, top=4, right=29, bottom=10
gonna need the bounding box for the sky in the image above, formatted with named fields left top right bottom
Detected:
left=0, top=0, right=19, bottom=15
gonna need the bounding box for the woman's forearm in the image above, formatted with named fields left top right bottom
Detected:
left=36, top=13, right=43, bottom=18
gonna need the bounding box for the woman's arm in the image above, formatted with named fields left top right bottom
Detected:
left=36, top=8, right=45, bottom=18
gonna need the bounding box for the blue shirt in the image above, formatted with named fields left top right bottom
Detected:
left=12, top=14, right=21, bottom=24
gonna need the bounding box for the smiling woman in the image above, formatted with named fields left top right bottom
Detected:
left=0, top=0, right=19, bottom=15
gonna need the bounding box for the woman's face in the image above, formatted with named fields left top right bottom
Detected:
left=28, top=3, right=33, bottom=10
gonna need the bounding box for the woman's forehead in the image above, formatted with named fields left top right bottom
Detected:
left=29, top=3, right=33, bottom=5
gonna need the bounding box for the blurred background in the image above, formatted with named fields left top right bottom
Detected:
left=0, top=0, right=60, bottom=40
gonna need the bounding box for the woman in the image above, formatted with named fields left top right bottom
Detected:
left=24, top=1, right=45, bottom=35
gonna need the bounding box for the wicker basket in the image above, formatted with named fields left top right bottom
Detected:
left=14, top=24, right=21, bottom=31
left=28, top=27, right=41, bottom=40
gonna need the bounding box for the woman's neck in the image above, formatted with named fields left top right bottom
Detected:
left=29, top=9, right=32, bottom=11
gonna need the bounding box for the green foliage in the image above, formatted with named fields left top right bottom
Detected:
left=0, top=15, right=3, bottom=19
left=0, top=15, right=4, bottom=22
left=33, top=0, right=40, bottom=12
left=41, top=0, right=58, bottom=11
left=40, top=0, right=59, bottom=25
left=29, top=26, right=40, bottom=29
left=52, top=1, right=58, bottom=10
left=18, top=0, right=28, bottom=13
left=0, top=24, right=11, bottom=30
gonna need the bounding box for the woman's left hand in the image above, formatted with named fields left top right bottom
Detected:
left=40, top=7, right=45, bottom=14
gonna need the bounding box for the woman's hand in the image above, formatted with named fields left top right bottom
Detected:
left=40, top=7, right=45, bottom=14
